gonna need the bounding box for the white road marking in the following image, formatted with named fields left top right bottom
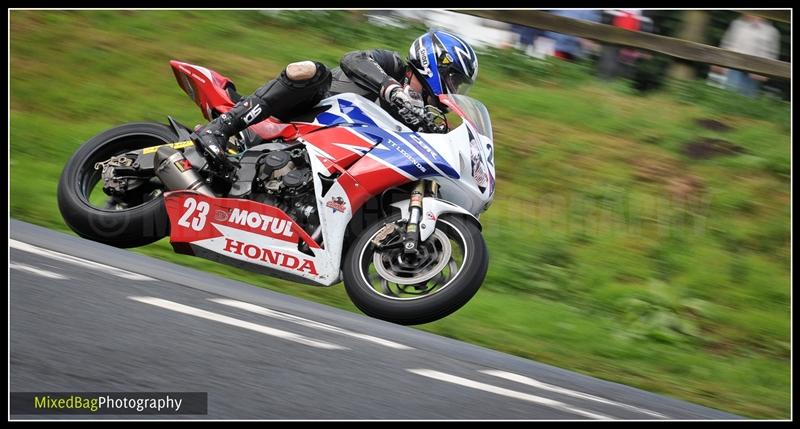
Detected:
left=210, top=298, right=413, bottom=350
left=10, top=240, right=154, bottom=281
left=10, top=262, right=68, bottom=279
left=129, top=297, right=346, bottom=350
left=481, top=370, right=668, bottom=419
left=407, top=369, right=614, bottom=420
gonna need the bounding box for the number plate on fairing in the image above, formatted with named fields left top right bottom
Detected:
left=164, top=191, right=321, bottom=276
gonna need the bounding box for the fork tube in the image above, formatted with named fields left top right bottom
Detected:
left=403, top=181, right=426, bottom=254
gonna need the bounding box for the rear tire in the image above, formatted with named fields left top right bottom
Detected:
left=57, top=122, right=178, bottom=248
left=343, top=214, right=488, bottom=325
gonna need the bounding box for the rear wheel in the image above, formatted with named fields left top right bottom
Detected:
left=57, top=122, right=178, bottom=248
left=343, top=213, right=488, bottom=325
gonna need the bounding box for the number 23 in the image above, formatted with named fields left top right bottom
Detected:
left=177, top=197, right=209, bottom=231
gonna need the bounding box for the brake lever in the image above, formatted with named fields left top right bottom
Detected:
left=421, top=107, right=448, bottom=134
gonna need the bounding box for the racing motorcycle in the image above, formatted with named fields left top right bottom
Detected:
left=57, top=60, right=496, bottom=325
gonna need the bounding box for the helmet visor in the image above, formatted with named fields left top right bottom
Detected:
left=443, top=69, right=474, bottom=95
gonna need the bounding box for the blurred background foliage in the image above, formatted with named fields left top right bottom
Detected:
left=10, top=10, right=790, bottom=418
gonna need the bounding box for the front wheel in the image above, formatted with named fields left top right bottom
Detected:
left=343, top=213, right=488, bottom=325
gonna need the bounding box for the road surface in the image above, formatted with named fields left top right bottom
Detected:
left=9, top=219, right=741, bottom=420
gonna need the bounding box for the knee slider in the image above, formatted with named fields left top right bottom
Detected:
left=280, top=61, right=330, bottom=88
left=286, top=61, right=317, bottom=81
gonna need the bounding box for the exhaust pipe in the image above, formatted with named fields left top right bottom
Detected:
left=154, top=146, right=215, bottom=197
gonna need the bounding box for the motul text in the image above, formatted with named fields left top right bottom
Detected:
left=227, top=208, right=294, bottom=237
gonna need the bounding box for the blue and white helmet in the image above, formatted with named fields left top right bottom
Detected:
left=408, top=30, right=479, bottom=97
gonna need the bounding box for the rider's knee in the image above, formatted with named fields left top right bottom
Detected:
left=286, top=61, right=318, bottom=81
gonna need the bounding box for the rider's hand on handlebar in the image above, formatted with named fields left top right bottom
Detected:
left=383, top=82, right=427, bottom=129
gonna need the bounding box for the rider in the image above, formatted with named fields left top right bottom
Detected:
left=193, top=30, right=479, bottom=168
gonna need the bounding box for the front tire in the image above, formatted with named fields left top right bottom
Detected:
left=343, top=213, right=488, bottom=325
left=57, top=122, right=178, bottom=248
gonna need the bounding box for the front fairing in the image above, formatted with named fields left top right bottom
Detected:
left=434, top=94, right=496, bottom=214
left=310, top=93, right=496, bottom=215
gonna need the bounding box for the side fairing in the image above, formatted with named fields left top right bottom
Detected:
left=163, top=143, right=360, bottom=288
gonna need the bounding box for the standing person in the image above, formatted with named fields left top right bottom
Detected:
left=511, top=23, right=542, bottom=55
left=715, top=13, right=780, bottom=97
left=544, top=9, right=602, bottom=61
left=614, top=9, right=644, bottom=78
left=597, top=9, right=646, bottom=80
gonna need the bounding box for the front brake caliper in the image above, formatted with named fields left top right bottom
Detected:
left=371, top=222, right=402, bottom=250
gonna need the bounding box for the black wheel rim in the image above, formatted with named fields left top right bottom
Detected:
left=358, top=219, right=468, bottom=301
left=75, top=132, right=175, bottom=213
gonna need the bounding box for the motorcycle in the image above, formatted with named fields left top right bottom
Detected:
left=57, top=60, right=496, bottom=325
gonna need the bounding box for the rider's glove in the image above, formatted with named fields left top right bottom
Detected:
left=382, top=81, right=426, bottom=128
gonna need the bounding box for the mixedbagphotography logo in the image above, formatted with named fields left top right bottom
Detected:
left=10, top=392, right=208, bottom=415
left=34, top=394, right=100, bottom=412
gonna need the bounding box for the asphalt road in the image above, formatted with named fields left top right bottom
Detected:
left=9, top=219, right=742, bottom=420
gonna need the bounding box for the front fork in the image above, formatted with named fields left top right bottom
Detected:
left=402, top=181, right=439, bottom=254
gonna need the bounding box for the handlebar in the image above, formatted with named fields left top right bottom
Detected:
left=393, top=99, right=448, bottom=134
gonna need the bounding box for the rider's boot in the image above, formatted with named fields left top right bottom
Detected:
left=193, top=61, right=332, bottom=168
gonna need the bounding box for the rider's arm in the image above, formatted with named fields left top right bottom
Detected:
left=339, top=49, right=406, bottom=96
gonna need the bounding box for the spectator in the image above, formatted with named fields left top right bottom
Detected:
left=614, top=9, right=644, bottom=71
left=511, top=23, right=542, bottom=55
left=714, top=13, right=780, bottom=97
left=598, top=9, right=649, bottom=80
left=543, top=9, right=602, bottom=60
